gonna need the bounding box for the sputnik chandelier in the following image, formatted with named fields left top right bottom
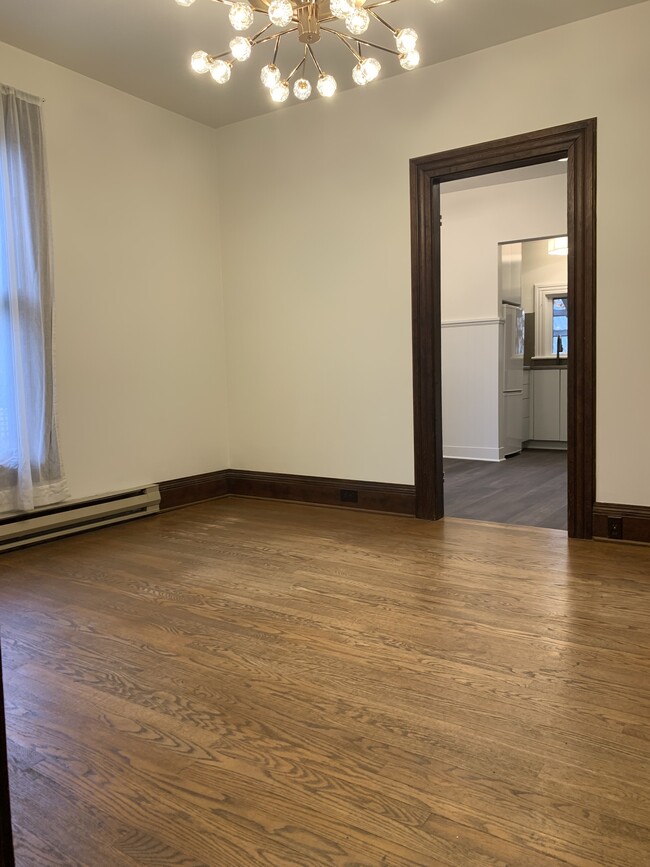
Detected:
left=175, top=0, right=445, bottom=103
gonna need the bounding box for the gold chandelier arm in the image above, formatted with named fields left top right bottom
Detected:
left=253, top=27, right=299, bottom=49
left=367, top=9, right=398, bottom=36
left=307, top=44, right=323, bottom=75
left=320, top=28, right=401, bottom=56
left=209, top=48, right=238, bottom=61
left=250, top=21, right=275, bottom=42
left=287, top=55, right=305, bottom=82
left=330, top=30, right=362, bottom=62
left=364, top=0, right=402, bottom=8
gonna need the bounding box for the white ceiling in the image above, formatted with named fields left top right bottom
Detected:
left=0, top=0, right=646, bottom=128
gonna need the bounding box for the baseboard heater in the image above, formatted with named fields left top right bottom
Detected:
left=0, top=485, right=160, bottom=553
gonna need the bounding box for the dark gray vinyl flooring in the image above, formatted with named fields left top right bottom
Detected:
left=443, top=448, right=567, bottom=531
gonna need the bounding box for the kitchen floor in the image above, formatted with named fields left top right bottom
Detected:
left=443, top=448, right=567, bottom=530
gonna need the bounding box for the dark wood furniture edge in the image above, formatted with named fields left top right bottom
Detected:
left=592, top=503, right=650, bottom=545
left=159, top=470, right=416, bottom=516
left=0, top=641, right=15, bottom=867
left=410, top=119, right=597, bottom=538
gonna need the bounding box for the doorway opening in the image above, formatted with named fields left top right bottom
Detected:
left=409, top=120, right=596, bottom=538
left=441, top=209, right=569, bottom=530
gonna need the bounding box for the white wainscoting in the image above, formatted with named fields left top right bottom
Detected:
left=442, top=317, right=503, bottom=462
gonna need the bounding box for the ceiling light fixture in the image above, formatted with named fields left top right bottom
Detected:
left=548, top=236, right=569, bottom=256
left=176, top=0, right=446, bottom=104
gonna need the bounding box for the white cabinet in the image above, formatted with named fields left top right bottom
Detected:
left=533, top=370, right=561, bottom=440
left=522, top=370, right=530, bottom=441
left=530, top=369, right=567, bottom=443
left=559, top=369, right=568, bottom=441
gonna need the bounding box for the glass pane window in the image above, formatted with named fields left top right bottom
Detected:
left=552, top=296, right=568, bottom=355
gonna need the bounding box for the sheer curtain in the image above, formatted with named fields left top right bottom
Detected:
left=0, top=85, right=67, bottom=513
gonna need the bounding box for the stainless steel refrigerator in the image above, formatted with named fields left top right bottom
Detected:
left=501, top=302, right=524, bottom=457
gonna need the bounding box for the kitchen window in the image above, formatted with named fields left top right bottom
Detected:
left=535, top=283, right=568, bottom=358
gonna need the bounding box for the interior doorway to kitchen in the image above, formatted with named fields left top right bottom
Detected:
left=409, top=120, right=596, bottom=538
left=439, top=179, right=569, bottom=530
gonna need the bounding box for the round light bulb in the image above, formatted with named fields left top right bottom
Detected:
left=230, top=37, right=252, bottom=61
left=395, top=28, right=418, bottom=53
left=330, top=0, right=354, bottom=18
left=293, top=78, right=312, bottom=100
left=191, top=50, right=211, bottom=74
left=210, top=59, right=232, bottom=84
left=268, top=0, right=293, bottom=27
left=361, top=56, right=381, bottom=82
left=352, top=64, right=367, bottom=86
left=317, top=74, right=337, bottom=98
left=345, top=8, right=369, bottom=35
left=260, top=63, right=281, bottom=88
left=270, top=80, right=290, bottom=102
left=399, top=49, right=420, bottom=70
left=229, top=2, right=255, bottom=31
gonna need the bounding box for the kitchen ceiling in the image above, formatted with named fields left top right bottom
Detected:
left=0, top=0, right=646, bottom=128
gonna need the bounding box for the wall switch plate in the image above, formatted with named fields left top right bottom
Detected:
left=607, top=516, right=623, bottom=539
left=340, top=489, right=358, bottom=503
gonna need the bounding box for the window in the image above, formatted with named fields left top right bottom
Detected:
left=534, top=283, right=568, bottom=358
left=0, top=84, right=67, bottom=513
left=552, top=296, right=568, bottom=355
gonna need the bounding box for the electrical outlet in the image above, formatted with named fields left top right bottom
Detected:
left=607, top=516, right=623, bottom=539
left=340, top=489, right=358, bottom=503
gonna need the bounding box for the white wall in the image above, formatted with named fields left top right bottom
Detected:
left=440, top=175, right=566, bottom=460
left=441, top=175, right=567, bottom=321
left=217, top=1, right=650, bottom=505
left=0, top=41, right=229, bottom=501
left=521, top=238, right=568, bottom=314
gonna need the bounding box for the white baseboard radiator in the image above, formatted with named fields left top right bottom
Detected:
left=0, top=485, right=160, bottom=553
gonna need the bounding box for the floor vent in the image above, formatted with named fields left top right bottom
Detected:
left=0, top=485, right=160, bottom=553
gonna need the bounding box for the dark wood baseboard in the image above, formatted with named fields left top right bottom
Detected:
left=156, top=474, right=650, bottom=541
left=228, top=470, right=416, bottom=516
left=159, top=470, right=229, bottom=510
left=593, top=502, right=650, bottom=545
left=159, top=469, right=416, bottom=516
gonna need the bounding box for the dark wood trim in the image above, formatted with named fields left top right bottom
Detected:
left=159, top=469, right=416, bottom=516
left=0, top=642, right=15, bottom=867
left=228, top=470, right=416, bottom=516
left=410, top=167, right=443, bottom=521
left=593, top=503, right=650, bottom=545
left=410, top=119, right=597, bottom=538
left=158, top=470, right=229, bottom=510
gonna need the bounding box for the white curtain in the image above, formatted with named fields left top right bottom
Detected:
left=0, top=85, right=68, bottom=513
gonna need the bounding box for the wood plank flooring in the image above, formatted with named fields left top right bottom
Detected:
left=1, top=498, right=649, bottom=866
left=443, top=449, right=567, bottom=530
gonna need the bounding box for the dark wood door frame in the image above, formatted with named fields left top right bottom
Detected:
left=410, top=119, right=597, bottom=538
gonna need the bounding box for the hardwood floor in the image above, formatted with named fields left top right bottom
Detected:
left=443, top=449, right=568, bottom=530
left=1, top=498, right=649, bottom=865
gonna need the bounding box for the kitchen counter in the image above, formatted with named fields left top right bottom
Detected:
left=525, top=358, right=568, bottom=370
